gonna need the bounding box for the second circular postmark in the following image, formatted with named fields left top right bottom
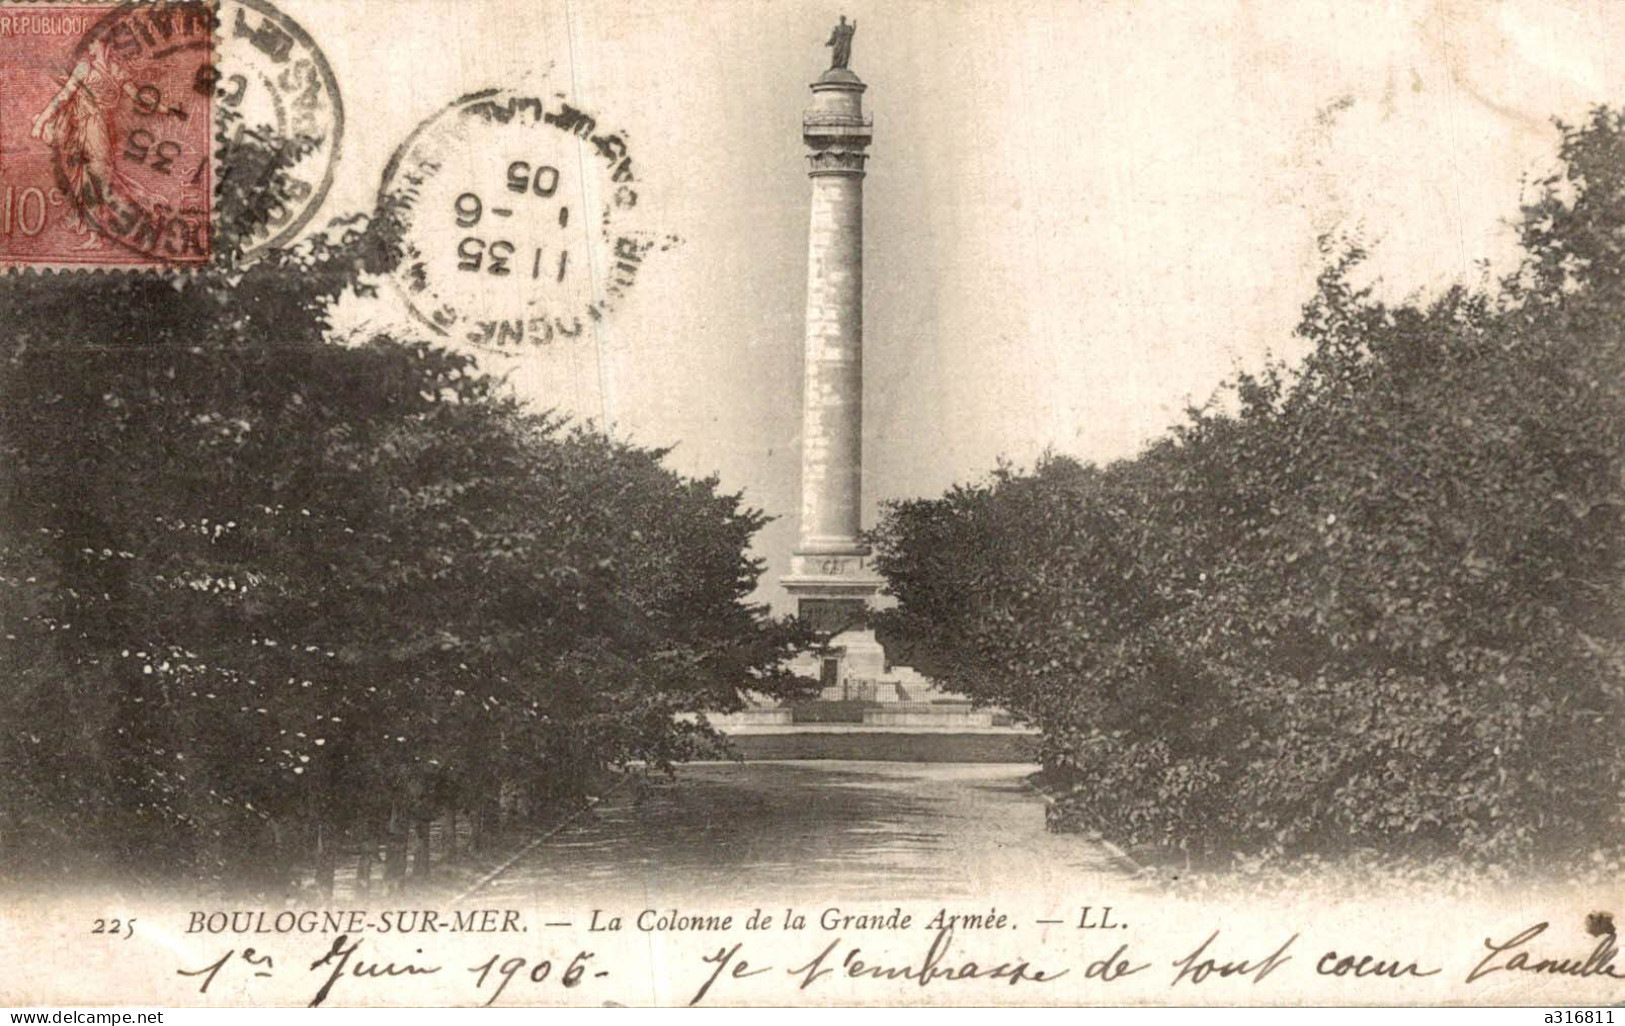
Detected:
left=380, top=86, right=667, bottom=351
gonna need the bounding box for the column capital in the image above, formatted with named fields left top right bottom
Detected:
left=803, top=68, right=872, bottom=178
left=806, top=149, right=869, bottom=177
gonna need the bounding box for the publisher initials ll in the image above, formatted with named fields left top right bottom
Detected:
left=1078, top=907, right=1123, bottom=930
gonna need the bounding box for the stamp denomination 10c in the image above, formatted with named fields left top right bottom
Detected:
left=1, top=1, right=214, bottom=268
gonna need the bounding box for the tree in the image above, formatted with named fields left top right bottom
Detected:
left=0, top=132, right=814, bottom=891
left=871, top=108, right=1625, bottom=868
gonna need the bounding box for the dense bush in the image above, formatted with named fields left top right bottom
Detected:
left=0, top=137, right=812, bottom=893
left=872, top=109, right=1625, bottom=867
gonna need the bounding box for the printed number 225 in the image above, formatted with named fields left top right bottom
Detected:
left=91, top=917, right=137, bottom=939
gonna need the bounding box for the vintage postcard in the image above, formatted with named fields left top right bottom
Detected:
left=1, top=0, right=1621, bottom=1010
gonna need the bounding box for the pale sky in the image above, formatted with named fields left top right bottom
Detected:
left=303, top=0, right=1625, bottom=611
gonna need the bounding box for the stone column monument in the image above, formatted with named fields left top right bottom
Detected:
left=718, top=21, right=1008, bottom=734
left=780, top=21, right=892, bottom=698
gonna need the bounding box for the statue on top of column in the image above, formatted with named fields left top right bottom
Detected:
left=825, top=15, right=856, bottom=70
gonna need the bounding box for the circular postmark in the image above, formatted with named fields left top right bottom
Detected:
left=380, top=86, right=660, bottom=351
left=45, top=1, right=217, bottom=263
left=42, top=0, right=340, bottom=265
left=212, top=0, right=343, bottom=257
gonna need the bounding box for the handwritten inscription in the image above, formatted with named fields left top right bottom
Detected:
left=693, top=928, right=1068, bottom=1005
left=178, top=934, right=606, bottom=1008
left=1169, top=931, right=1296, bottom=987
left=1467, top=922, right=1624, bottom=984
left=143, top=908, right=1625, bottom=1004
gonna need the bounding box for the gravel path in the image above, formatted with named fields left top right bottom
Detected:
left=472, top=760, right=1133, bottom=905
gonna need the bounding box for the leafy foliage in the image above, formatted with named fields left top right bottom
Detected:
left=0, top=135, right=812, bottom=891
left=872, top=108, right=1625, bottom=867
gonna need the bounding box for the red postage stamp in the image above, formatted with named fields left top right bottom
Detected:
left=0, top=2, right=213, bottom=269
